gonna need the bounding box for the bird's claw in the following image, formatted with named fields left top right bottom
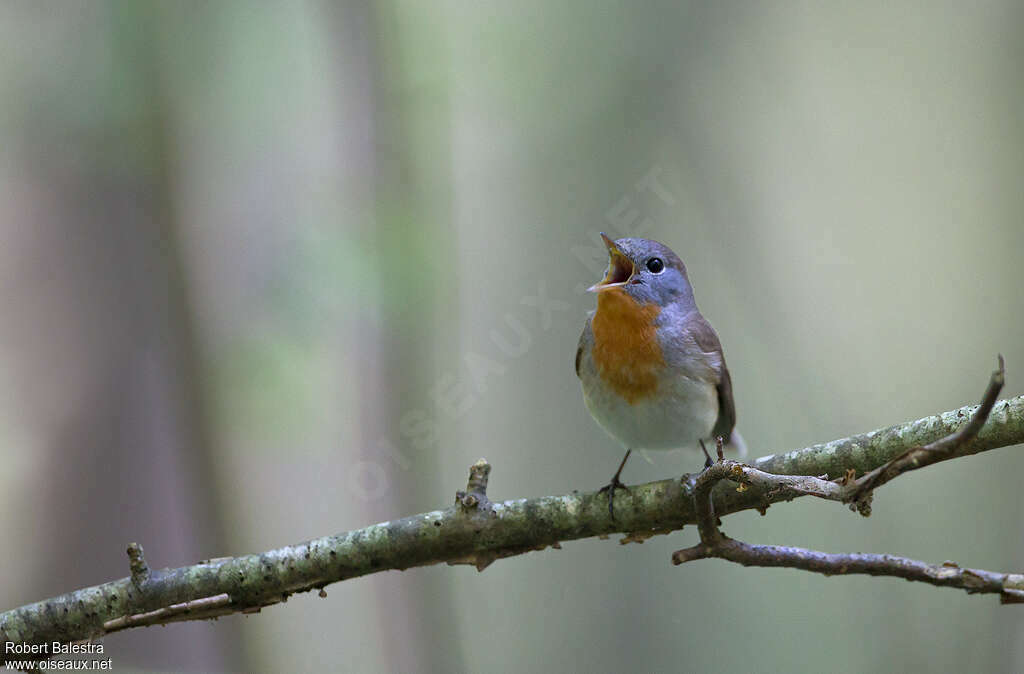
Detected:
left=598, top=477, right=631, bottom=520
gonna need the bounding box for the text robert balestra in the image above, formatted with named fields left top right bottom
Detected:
left=5, top=642, right=105, bottom=655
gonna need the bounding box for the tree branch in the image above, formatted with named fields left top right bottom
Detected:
left=673, top=357, right=1024, bottom=602
left=3, top=362, right=1024, bottom=663
left=844, top=354, right=1006, bottom=512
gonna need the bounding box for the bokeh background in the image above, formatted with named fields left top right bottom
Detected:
left=2, top=1, right=1023, bottom=672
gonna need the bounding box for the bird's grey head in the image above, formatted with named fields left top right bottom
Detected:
left=588, top=234, right=695, bottom=307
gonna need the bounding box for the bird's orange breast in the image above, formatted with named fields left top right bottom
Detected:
left=591, top=289, right=664, bottom=403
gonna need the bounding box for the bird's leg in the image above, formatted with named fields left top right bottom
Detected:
left=697, top=437, right=729, bottom=528
left=598, top=449, right=632, bottom=520
left=699, top=439, right=714, bottom=469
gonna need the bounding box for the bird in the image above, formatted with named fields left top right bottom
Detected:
left=576, top=234, right=745, bottom=518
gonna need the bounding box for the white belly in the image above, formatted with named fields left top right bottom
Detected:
left=582, top=370, right=718, bottom=451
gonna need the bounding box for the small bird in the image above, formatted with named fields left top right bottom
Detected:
left=576, top=234, right=745, bottom=518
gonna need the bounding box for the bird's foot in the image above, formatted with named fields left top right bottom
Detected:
left=597, top=476, right=631, bottom=520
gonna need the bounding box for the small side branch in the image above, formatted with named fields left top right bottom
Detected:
left=845, top=355, right=1006, bottom=512
left=673, top=357, right=1024, bottom=601
left=455, top=458, right=492, bottom=512
left=127, top=543, right=150, bottom=586
left=103, top=594, right=235, bottom=632
left=672, top=541, right=1024, bottom=603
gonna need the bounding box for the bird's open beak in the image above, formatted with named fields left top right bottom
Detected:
left=587, top=233, right=635, bottom=292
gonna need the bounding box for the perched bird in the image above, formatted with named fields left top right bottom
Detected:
left=576, top=234, right=745, bottom=517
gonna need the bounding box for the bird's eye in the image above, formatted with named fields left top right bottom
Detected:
left=646, top=257, right=664, bottom=273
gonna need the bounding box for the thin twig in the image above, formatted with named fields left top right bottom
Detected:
left=845, top=355, right=1006, bottom=511
left=672, top=540, right=1024, bottom=603
left=673, top=357, right=1023, bottom=601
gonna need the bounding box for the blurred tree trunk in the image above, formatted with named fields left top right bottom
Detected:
left=0, top=2, right=238, bottom=670
left=322, top=3, right=464, bottom=671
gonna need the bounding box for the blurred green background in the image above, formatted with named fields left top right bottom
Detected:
left=2, top=1, right=1023, bottom=672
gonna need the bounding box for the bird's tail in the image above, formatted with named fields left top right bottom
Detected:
left=725, top=428, right=748, bottom=458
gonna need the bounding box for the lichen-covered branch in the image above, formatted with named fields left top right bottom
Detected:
left=3, top=376, right=1024, bottom=663
left=673, top=358, right=1024, bottom=601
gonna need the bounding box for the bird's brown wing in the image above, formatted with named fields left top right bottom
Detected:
left=575, top=316, right=593, bottom=378
left=687, top=313, right=736, bottom=441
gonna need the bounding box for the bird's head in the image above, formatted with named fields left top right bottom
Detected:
left=588, top=234, right=693, bottom=307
